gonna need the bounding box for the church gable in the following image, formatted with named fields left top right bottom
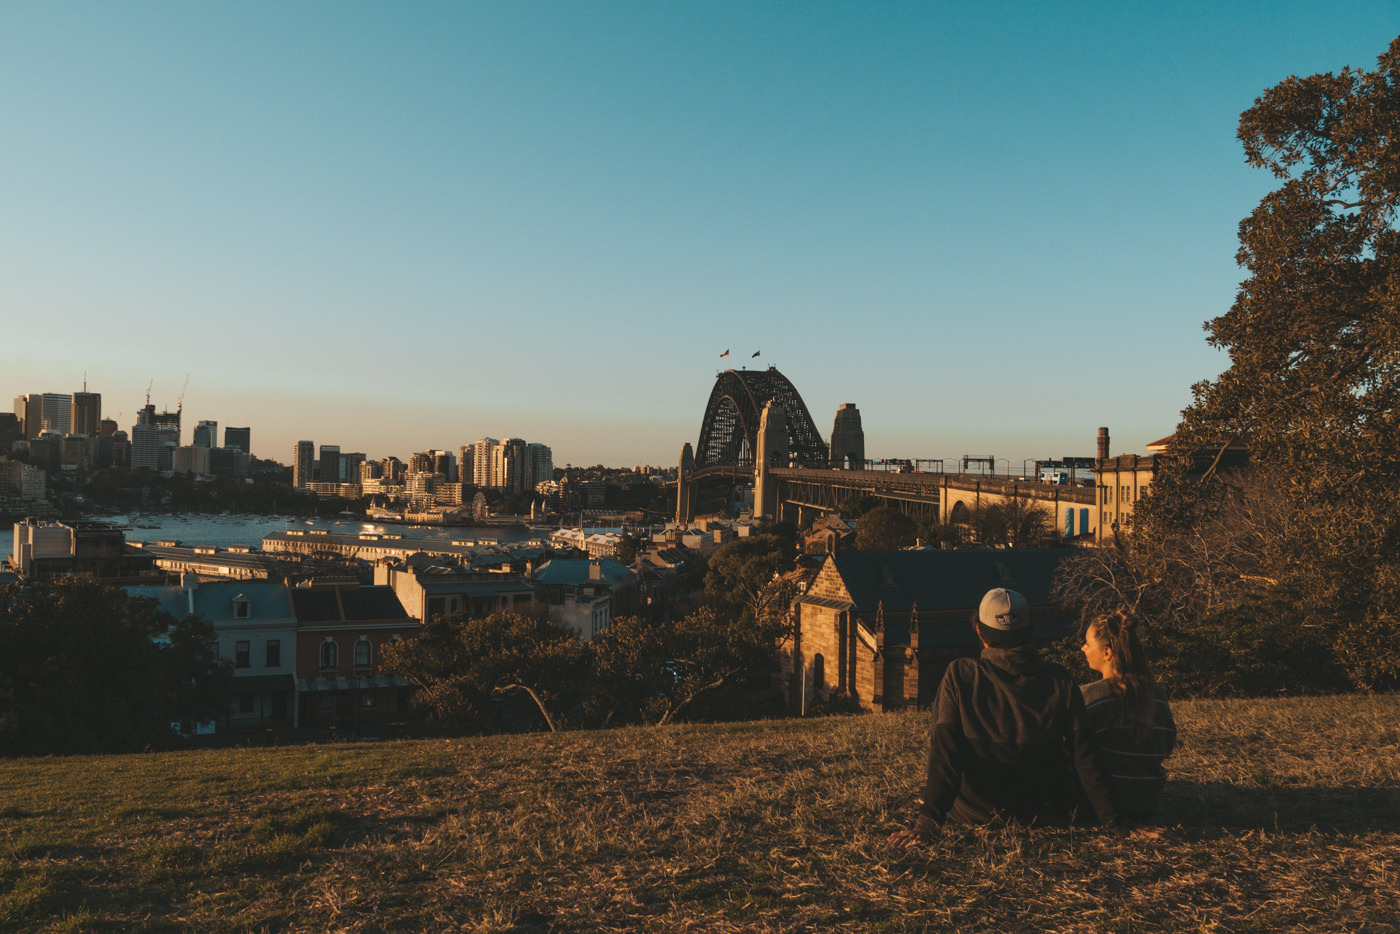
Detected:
left=805, top=555, right=854, bottom=605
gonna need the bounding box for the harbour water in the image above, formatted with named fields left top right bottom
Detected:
left=4, top=514, right=552, bottom=562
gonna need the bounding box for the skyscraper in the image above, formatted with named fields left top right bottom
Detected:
left=472, top=438, right=498, bottom=487
left=493, top=438, right=529, bottom=492
left=462, top=444, right=477, bottom=483
left=528, top=443, right=553, bottom=489
left=70, top=392, right=101, bottom=438
left=342, top=452, right=366, bottom=485
left=431, top=450, right=455, bottom=481
left=317, top=445, right=341, bottom=482
left=224, top=427, right=250, bottom=454
left=41, top=393, right=72, bottom=436
left=293, top=441, right=315, bottom=489
left=13, top=395, right=40, bottom=439
left=193, top=420, right=218, bottom=448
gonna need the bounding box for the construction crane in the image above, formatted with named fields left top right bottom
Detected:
left=176, top=374, right=190, bottom=413
left=145, top=380, right=153, bottom=406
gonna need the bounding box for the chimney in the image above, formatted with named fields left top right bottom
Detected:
left=181, top=572, right=198, bottom=616
left=1097, top=427, right=1110, bottom=462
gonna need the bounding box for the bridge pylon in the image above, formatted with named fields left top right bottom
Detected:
left=676, top=442, right=695, bottom=524
left=754, top=400, right=789, bottom=522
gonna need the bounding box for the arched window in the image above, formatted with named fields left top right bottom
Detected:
left=320, top=640, right=338, bottom=669
left=354, top=639, right=371, bottom=668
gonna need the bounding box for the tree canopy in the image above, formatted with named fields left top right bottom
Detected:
left=852, top=506, right=918, bottom=551
left=1066, top=37, right=1400, bottom=693
left=703, top=532, right=798, bottom=625
left=0, top=580, right=229, bottom=754
left=381, top=610, right=587, bottom=732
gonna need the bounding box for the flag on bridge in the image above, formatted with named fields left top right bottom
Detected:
left=751, top=350, right=761, bottom=358
left=720, top=349, right=730, bottom=357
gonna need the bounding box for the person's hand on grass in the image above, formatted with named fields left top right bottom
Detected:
left=888, top=827, right=933, bottom=849
left=1127, top=824, right=1178, bottom=842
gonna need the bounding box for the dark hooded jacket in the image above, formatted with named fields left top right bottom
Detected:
left=915, top=645, right=1119, bottom=829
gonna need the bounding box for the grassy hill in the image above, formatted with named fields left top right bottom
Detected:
left=2, top=695, right=1398, bottom=933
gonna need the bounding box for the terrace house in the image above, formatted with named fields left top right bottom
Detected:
left=125, top=575, right=297, bottom=730
left=289, top=583, right=420, bottom=732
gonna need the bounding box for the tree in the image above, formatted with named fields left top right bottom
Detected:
left=590, top=607, right=777, bottom=726
left=1065, top=38, right=1400, bottom=692
left=613, top=531, right=643, bottom=566
left=852, top=505, right=917, bottom=550
left=381, top=610, right=587, bottom=732
left=837, top=494, right=882, bottom=521
left=0, top=580, right=229, bottom=755
left=953, top=499, right=1056, bottom=549
left=703, top=532, right=798, bottom=624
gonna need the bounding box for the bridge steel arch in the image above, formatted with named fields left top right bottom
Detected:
left=694, top=368, right=829, bottom=470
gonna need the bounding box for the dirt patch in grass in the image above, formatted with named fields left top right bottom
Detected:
left=2, top=695, right=1398, bottom=932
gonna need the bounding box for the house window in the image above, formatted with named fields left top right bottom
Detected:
left=233, top=598, right=250, bottom=619
left=265, top=640, right=280, bottom=667
left=320, top=640, right=338, bottom=669
left=354, top=639, right=371, bottom=668
left=362, top=694, right=375, bottom=708
left=235, top=641, right=250, bottom=669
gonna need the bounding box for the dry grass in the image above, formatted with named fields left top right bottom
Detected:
left=2, top=695, right=1398, bottom=932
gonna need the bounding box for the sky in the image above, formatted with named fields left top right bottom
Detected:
left=3, top=3, right=1396, bottom=470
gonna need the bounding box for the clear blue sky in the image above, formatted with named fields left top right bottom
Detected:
left=3, top=3, right=1395, bottom=468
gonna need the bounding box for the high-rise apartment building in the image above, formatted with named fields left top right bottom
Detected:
left=457, top=444, right=475, bottom=484
left=129, top=424, right=169, bottom=471
left=70, top=392, right=101, bottom=438
left=173, top=445, right=212, bottom=477
left=293, top=441, right=315, bottom=489
left=472, top=438, right=498, bottom=487
left=431, top=450, right=455, bottom=481
left=193, top=420, right=218, bottom=448
left=491, top=438, right=529, bottom=492
left=224, top=427, right=250, bottom=453
left=380, top=456, right=405, bottom=480
left=528, top=443, right=553, bottom=489
left=466, top=438, right=552, bottom=490
left=316, top=445, right=341, bottom=483
left=209, top=446, right=249, bottom=479
left=342, top=452, right=365, bottom=484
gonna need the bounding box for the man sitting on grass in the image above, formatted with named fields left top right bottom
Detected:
left=890, top=587, right=1120, bottom=847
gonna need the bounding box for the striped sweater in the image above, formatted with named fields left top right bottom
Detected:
left=1080, top=678, right=1176, bottom=818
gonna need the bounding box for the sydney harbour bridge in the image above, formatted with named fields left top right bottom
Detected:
left=675, top=366, right=1095, bottom=534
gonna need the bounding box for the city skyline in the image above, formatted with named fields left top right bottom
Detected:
left=3, top=5, right=1396, bottom=466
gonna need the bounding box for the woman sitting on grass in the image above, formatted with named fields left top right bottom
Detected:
left=1080, top=610, right=1177, bottom=822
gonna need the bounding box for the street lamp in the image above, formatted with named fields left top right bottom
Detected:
left=997, top=459, right=1011, bottom=478
left=1022, top=458, right=1036, bottom=480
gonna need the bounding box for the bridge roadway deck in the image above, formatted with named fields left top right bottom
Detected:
left=686, top=464, right=1094, bottom=521
left=773, top=467, right=1091, bottom=506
